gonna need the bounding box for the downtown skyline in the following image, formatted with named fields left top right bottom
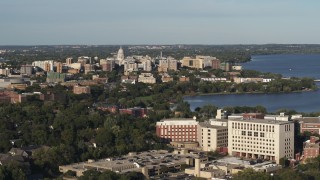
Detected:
left=1, top=0, right=320, bottom=45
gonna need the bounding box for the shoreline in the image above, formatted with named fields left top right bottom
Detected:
left=184, top=88, right=317, bottom=97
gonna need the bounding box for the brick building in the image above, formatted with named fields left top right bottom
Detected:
left=302, top=136, right=320, bottom=161
left=296, top=117, right=320, bottom=134
left=156, top=118, right=199, bottom=142
left=119, top=107, right=148, bottom=118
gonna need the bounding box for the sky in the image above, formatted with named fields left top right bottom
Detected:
left=1, top=0, right=320, bottom=45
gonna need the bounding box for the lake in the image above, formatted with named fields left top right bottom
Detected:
left=184, top=54, right=320, bottom=113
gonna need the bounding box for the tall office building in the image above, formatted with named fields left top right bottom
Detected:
left=228, top=118, right=294, bottom=164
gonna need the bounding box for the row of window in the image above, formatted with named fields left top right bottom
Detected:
left=232, top=122, right=275, bottom=132
left=241, top=131, right=265, bottom=137
left=232, top=136, right=275, bottom=142
left=232, top=147, right=275, bottom=154
left=232, top=144, right=275, bottom=149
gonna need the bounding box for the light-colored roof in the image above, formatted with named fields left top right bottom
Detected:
left=229, top=118, right=293, bottom=125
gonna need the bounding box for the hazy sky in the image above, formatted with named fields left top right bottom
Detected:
left=1, top=0, right=319, bottom=45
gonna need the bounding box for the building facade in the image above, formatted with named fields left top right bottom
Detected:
left=296, top=117, right=320, bottom=134
left=156, top=118, right=199, bottom=142
left=138, top=73, right=156, bottom=84
left=198, top=120, right=228, bottom=152
left=73, top=85, right=91, bottom=94
left=228, top=119, right=294, bottom=164
left=302, top=136, right=320, bottom=161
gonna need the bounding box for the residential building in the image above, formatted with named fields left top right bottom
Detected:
left=142, top=59, right=152, bottom=72
left=181, top=57, right=203, bottom=69
left=196, top=55, right=218, bottom=68
left=119, top=107, right=148, bottom=118
left=198, top=119, right=228, bottom=152
left=78, top=56, right=91, bottom=65
left=138, top=73, right=156, bottom=84
left=161, top=74, right=173, bottom=82
left=66, top=57, right=73, bottom=65
left=32, top=60, right=54, bottom=72
left=200, top=77, right=227, bottom=82
left=121, top=75, right=137, bottom=84
left=20, top=65, right=33, bottom=76
left=100, top=59, right=114, bottom=72
left=302, top=136, right=320, bottom=161
left=179, top=76, right=190, bottom=82
left=73, top=85, right=91, bottom=94
left=228, top=118, right=294, bottom=164
left=39, top=92, right=66, bottom=102
left=158, top=57, right=178, bottom=72
left=124, top=60, right=138, bottom=72
left=84, top=64, right=94, bottom=74
left=156, top=118, right=199, bottom=142
left=212, top=59, right=221, bottom=69
left=46, top=72, right=66, bottom=83
left=220, top=62, right=231, bottom=72
left=55, top=62, right=63, bottom=73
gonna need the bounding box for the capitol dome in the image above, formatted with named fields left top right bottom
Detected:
left=117, top=47, right=125, bottom=61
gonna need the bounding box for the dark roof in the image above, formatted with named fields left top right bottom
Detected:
left=296, top=117, right=320, bottom=124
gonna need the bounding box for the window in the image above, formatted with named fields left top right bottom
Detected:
left=248, top=131, right=252, bottom=136
left=254, top=132, right=258, bottom=137
left=242, top=131, right=246, bottom=136
left=260, top=133, right=265, bottom=137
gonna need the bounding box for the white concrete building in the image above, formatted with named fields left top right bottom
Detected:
left=198, top=119, right=228, bottom=152
left=228, top=118, right=294, bottom=164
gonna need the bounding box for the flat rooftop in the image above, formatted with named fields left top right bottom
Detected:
left=229, top=118, right=293, bottom=125
left=295, top=117, right=320, bottom=124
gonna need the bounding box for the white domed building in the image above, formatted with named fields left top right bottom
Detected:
left=117, top=47, right=125, bottom=65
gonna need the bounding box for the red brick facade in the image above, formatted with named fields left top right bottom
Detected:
left=156, top=124, right=198, bottom=142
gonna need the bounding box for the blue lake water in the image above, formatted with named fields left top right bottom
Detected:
left=185, top=54, right=320, bottom=113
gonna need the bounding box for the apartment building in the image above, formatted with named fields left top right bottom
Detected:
left=156, top=118, right=199, bottom=142
left=198, top=119, right=228, bottom=152
left=181, top=57, right=203, bottom=69
left=73, top=85, right=91, bottom=94
left=158, top=57, right=177, bottom=72
left=228, top=119, right=294, bottom=164
left=302, top=136, right=320, bottom=161
left=138, top=73, right=156, bottom=84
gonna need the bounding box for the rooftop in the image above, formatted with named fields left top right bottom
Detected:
left=229, top=118, right=293, bottom=125
left=296, top=117, right=320, bottom=124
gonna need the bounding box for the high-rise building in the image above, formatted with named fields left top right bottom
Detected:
left=46, top=72, right=66, bottom=83
left=143, top=59, right=152, bottom=72
left=32, top=60, right=54, bottom=72
left=212, top=59, right=221, bottom=69
left=228, top=118, right=294, bottom=164
left=100, top=59, right=115, bottom=72
left=158, top=57, right=177, bottom=72
left=55, top=62, right=63, bottom=73
left=20, top=65, right=33, bottom=76
left=66, top=58, right=73, bottom=65
left=84, top=64, right=94, bottom=74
